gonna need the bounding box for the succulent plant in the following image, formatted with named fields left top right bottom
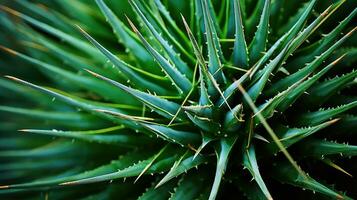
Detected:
left=0, top=0, right=356, bottom=199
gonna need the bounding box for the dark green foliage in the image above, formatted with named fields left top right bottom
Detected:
left=0, top=0, right=356, bottom=199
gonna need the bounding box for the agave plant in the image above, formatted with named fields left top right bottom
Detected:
left=0, top=0, right=356, bottom=199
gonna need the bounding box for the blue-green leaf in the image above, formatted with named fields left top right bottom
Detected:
left=19, top=127, right=150, bottom=146
left=156, top=154, right=208, bottom=188
left=95, top=0, right=156, bottom=68
left=296, top=101, right=357, bottom=126
left=0, top=46, right=135, bottom=104
left=273, top=163, right=352, bottom=200
left=248, top=0, right=270, bottom=64
left=267, top=27, right=356, bottom=95
left=305, top=69, right=357, bottom=107
left=141, top=123, right=200, bottom=146
left=301, top=140, right=357, bottom=157
left=129, top=0, right=193, bottom=79
left=200, top=0, right=225, bottom=84
left=170, top=173, right=208, bottom=200
left=231, top=0, right=248, bottom=68
left=127, top=19, right=192, bottom=95
left=76, top=26, right=167, bottom=95
left=0, top=150, right=153, bottom=188
left=243, top=146, right=272, bottom=200
left=85, top=70, right=186, bottom=121
left=209, top=137, right=237, bottom=200
left=0, top=6, right=101, bottom=59
left=276, top=55, right=345, bottom=111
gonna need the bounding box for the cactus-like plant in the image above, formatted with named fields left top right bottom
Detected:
left=0, top=0, right=356, bottom=199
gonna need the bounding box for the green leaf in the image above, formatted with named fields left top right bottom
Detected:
left=156, top=154, right=208, bottom=188
left=170, top=173, right=208, bottom=200
left=131, top=0, right=195, bottom=63
left=19, top=127, right=150, bottom=147
left=0, top=79, right=51, bottom=105
left=248, top=0, right=317, bottom=77
left=287, top=8, right=357, bottom=72
left=85, top=70, right=186, bottom=121
left=127, top=19, right=192, bottom=95
left=267, top=27, right=356, bottom=95
left=52, top=0, right=109, bottom=38
left=21, top=29, right=114, bottom=79
left=194, top=0, right=204, bottom=44
left=231, top=0, right=248, bottom=68
left=264, top=119, right=339, bottom=155
left=237, top=83, right=306, bottom=178
left=273, top=163, right=352, bottom=200
left=135, top=145, right=169, bottom=183
left=223, top=104, right=243, bottom=132
left=181, top=15, right=217, bottom=97
left=141, top=123, right=200, bottom=146
left=277, top=1, right=314, bottom=35
left=245, top=0, right=264, bottom=37
left=197, top=69, right=214, bottom=111
left=321, top=158, right=353, bottom=177
left=0, top=6, right=101, bottom=59
left=216, top=72, right=250, bottom=107
left=276, top=55, right=345, bottom=111
left=76, top=26, right=167, bottom=95
left=95, top=0, right=156, bottom=68
left=193, top=133, right=215, bottom=160
left=195, top=0, right=221, bottom=37
left=0, top=157, right=76, bottom=172
left=0, top=106, right=95, bottom=124
left=183, top=105, right=212, bottom=118
left=0, top=150, right=153, bottom=188
left=138, top=179, right=176, bottom=200
left=253, top=77, right=305, bottom=125
left=0, top=141, right=79, bottom=159
left=0, top=46, right=135, bottom=104
left=88, top=110, right=195, bottom=146
left=153, top=0, right=190, bottom=49
left=300, top=140, right=357, bottom=157
left=278, top=1, right=346, bottom=70
left=247, top=45, right=290, bottom=102
left=252, top=2, right=342, bottom=84
left=304, top=69, right=357, bottom=107
left=16, top=0, right=76, bottom=36
left=243, top=146, right=272, bottom=200
left=296, top=101, right=357, bottom=126
left=129, top=0, right=193, bottom=79
left=4, top=76, right=142, bottom=128
left=186, top=112, right=220, bottom=133
left=248, top=0, right=270, bottom=64
left=60, top=155, right=177, bottom=186
left=200, top=0, right=225, bottom=84
left=209, top=137, right=237, bottom=200
left=236, top=175, right=267, bottom=200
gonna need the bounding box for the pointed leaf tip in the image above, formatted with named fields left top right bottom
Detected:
left=126, top=16, right=192, bottom=94
left=18, top=129, right=30, bottom=132
left=5, top=75, right=23, bottom=82
left=237, top=83, right=307, bottom=179
left=0, top=45, right=18, bottom=56
left=0, top=5, right=21, bottom=17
